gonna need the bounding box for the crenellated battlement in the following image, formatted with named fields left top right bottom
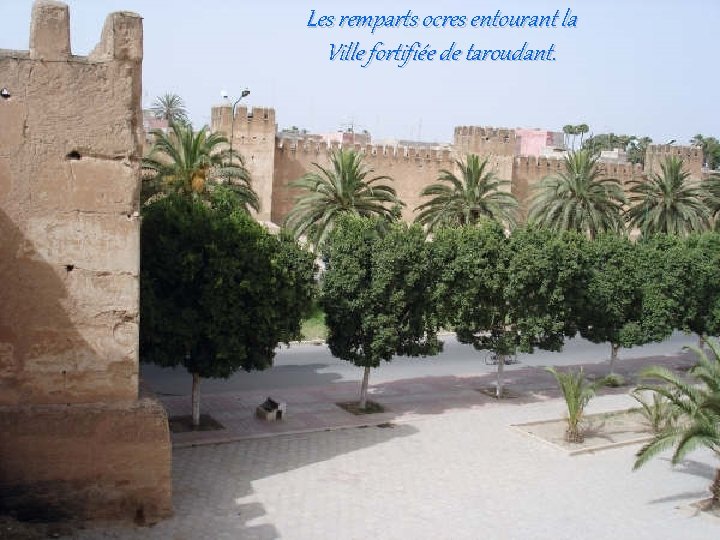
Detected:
left=645, top=144, right=702, bottom=160
left=276, top=139, right=455, bottom=163
left=513, top=155, right=643, bottom=181
left=644, top=144, right=703, bottom=177
left=514, top=155, right=565, bottom=170
left=211, top=105, right=277, bottom=137
left=0, top=1, right=171, bottom=522
left=454, top=125, right=517, bottom=157
left=598, top=161, right=644, bottom=177
left=0, top=1, right=142, bottom=63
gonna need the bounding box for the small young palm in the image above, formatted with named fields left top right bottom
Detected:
left=631, top=390, right=677, bottom=433
left=546, top=367, right=606, bottom=443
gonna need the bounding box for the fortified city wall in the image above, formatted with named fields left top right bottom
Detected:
left=0, top=1, right=171, bottom=523
left=213, top=114, right=704, bottom=229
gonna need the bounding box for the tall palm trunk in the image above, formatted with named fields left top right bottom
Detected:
left=359, top=366, right=371, bottom=409
left=192, top=372, right=201, bottom=427
left=496, top=353, right=505, bottom=398
left=609, top=342, right=620, bottom=374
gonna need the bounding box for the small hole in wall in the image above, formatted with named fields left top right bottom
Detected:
left=65, top=264, right=74, bottom=272
left=0, top=88, right=10, bottom=99
left=66, top=151, right=81, bottom=160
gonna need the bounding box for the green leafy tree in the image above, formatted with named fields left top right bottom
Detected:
left=691, top=134, right=720, bottom=170
left=150, top=92, right=188, bottom=125
left=414, top=154, right=518, bottom=232
left=578, top=234, right=651, bottom=374
left=627, top=136, right=653, bottom=166
left=583, top=133, right=631, bottom=154
left=142, top=122, right=259, bottom=211
left=627, top=156, right=712, bottom=236
left=285, top=149, right=402, bottom=251
left=528, top=150, right=626, bottom=239
left=637, top=234, right=720, bottom=350
left=546, top=367, right=606, bottom=443
left=633, top=339, right=720, bottom=506
left=321, top=216, right=441, bottom=409
left=433, top=224, right=587, bottom=398
left=581, top=133, right=653, bottom=165
left=140, top=194, right=315, bottom=426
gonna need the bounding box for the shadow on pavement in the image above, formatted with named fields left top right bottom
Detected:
left=141, top=362, right=345, bottom=396
left=69, top=423, right=418, bottom=539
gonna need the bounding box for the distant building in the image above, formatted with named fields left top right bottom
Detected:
left=515, top=128, right=565, bottom=157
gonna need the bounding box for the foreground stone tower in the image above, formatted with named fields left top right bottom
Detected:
left=0, top=1, right=171, bottom=522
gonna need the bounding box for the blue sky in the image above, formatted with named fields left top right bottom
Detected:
left=1, top=0, right=717, bottom=144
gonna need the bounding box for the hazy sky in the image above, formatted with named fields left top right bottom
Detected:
left=1, top=0, right=718, bottom=144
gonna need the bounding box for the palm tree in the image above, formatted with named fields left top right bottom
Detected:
left=563, top=125, right=575, bottom=149
left=576, top=124, right=589, bottom=147
left=627, top=136, right=653, bottom=166
left=284, top=149, right=402, bottom=250
left=633, top=339, right=720, bottom=506
left=528, top=150, right=626, bottom=239
left=142, top=122, right=259, bottom=212
left=546, top=367, right=606, bottom=443
left=626, top=156, right=711, bottom=236
left=150, top=93, right=188, bottom=125
left=414, top=154, right=518, bottom=232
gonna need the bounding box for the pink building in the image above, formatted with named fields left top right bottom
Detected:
left=515, top=128, right=564, bottom=157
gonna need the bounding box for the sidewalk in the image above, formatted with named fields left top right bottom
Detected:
left=151, top=351, right=697, bottom=447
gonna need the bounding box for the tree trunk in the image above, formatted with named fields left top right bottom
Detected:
left=192, top=372, right=201, bottom=428
left=609, top=342, right=619, bottom=374
left=711, top=468, right=720, bottom=505
left=496, top=354, right=505, bottom=399
left=359, top=366, right=371, bottom=409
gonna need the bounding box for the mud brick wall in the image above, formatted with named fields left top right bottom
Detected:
left=0, top=1, right=171, bottom=523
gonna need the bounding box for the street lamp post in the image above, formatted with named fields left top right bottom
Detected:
left=221, top=89, right=250, bottom=168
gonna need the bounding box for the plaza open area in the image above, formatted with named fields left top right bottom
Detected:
left=45, top=339, right=712, bottom=539
left=69, top=392, right=717, bottom=540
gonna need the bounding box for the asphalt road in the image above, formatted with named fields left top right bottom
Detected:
left=140, top=332, right=701, bottom=397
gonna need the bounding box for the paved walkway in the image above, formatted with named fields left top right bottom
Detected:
left=59, top=350, right=719, bottom=539
left=70, top=392, right=717, bottom=539
left=155, top=351, right=697, bottom=447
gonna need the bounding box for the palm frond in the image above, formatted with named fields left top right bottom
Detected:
left=284, top=149, right=402, bottom=250
left=414, top=154, right=518, bottom=232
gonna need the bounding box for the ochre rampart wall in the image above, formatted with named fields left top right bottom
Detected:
left=217, top=114, right=703, bottom=228
left=0, top=1, right=171, bottom=523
